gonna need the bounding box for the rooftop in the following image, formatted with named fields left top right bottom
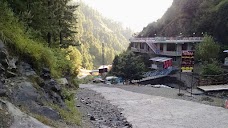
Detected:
left=130, top=37, right=204, bottom=43
left=150, top=57, right=172, bottom=62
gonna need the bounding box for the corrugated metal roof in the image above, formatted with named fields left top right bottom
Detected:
left=223, top=50, right=228, bottom=53
left=150, top=57, right=172, bottom=62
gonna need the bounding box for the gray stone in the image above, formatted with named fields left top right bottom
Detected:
left=0, top=89, right=7, bottom=97
left=90, top=115, right=96, bottom=121
left=1, top=59, right=9, bottom=69
left=56, top=78, right=68, bottom=86
left=18, top=62, right=36, bottom=76
left=34, top=106, right=60, bottom=120
left=0, top=64, right=5, bottom=74
left=0, top=50, right=8, bottom=60
left=0, top=81, right=3, bottom=89
left=0, top=40, right=5, bottom=49
left=8, top=57, right=17, bottom=72
left=50, top=91, right=65, bottom=107
left=41, top=68, right=51, bottom=80
left=45, top=79, right=61, bottom=92
left=5, top=70, right=17, bottom=78
left=12, top=82, right=39, bottom=102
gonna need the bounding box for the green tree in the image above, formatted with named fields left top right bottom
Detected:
left=5, top=0, right=78, bottom=47
left=111, top=51, right=145, bottom=83
left=195, top=35, right=220, bottom=62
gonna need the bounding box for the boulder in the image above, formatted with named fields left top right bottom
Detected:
left=0, top=89, right=7, bottom=97
left=0, top=64, right=5, bottom=74
left=50, top=91, right=65, bottom=107
left=8, top=57, right=18, bottom=72
left=32, top=106, right=60, bottom=120
left=44, top=79, right=61, bottom=92
left=5, top=70, right=17, bottom=78
left=0, top=81, right=3, bottom=88
left=0, top=50, right=8, bottom=60
left=41, top=68, right=51, bottom=80
left=1, top=59, right=9, bottom=69
left=56, top=78, right=68, bottom=86
left=12, top=81, right=40, bottom=103
left=0, top=40, right=5, bottom=49
left=0, top=99, right=51, bottom=128
left=18, top=62, right=37, bottom=77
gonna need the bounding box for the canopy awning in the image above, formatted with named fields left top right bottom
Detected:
left=223, top=50, right=228, bottom=53
left=150, top=57, right=172, bottom=62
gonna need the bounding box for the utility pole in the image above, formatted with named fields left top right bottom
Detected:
left=102, top=42, right=105, bottom=67
left=101, top=41, right=105, bottom=78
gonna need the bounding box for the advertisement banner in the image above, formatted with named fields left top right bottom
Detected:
left=181, top=50, right=194, bottom=73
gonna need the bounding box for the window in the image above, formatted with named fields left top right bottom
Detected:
left=182, top=43, right=188, bottom=51
left=167, top=44, right=176, bottom=51
left=140, top=43, right=144, bottom=49
left=160, top=44, right=163, bottom=51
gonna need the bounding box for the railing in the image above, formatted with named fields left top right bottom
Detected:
left=198, top=73, right=228, bottom=86
left=146, top=41, right=158, bottom=54
left=130, top=37, right=204, bottom=42
left=159, top=51, right=182, bottom=56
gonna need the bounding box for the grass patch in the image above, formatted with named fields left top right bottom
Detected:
left=32, top=114, right=57, bottom=127
left=49, top=98, right=81, bottom=126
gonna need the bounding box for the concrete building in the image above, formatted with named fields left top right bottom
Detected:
left=130, top=37, right=203, bottom=65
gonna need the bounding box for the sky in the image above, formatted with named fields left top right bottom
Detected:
left=76, top=0, right=173, bottom=32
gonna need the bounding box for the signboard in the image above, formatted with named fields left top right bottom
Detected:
left=181, top=51, right=194, bottom=73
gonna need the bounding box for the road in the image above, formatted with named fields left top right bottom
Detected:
left=80, top=84, right=228, bottom=128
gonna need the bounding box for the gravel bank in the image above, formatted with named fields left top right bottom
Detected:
left=99, top=84, right=225, bottom=108
left=76, top=88, right=132, bottom=128
left=83, top=84, right=228, bottom=128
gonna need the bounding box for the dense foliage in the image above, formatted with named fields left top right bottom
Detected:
left=202, top=61, right=224, bottom=75
left=195, top=36, right=223, bottom=75
left=1, top=0, right=132, bottom=78
left=139, top=0, right=228, bottom=45
left=4, top=0, right=78, bottom=47
left=0, top=1, right=72, bottom=77
left=110, top=51, right=145, bottom=82
left=195, top=35, right=220, bottom=62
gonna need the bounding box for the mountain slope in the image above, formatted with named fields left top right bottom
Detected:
left=76, top=2, right=133, bottom=69
left=139, top=0, right=228, bottom=45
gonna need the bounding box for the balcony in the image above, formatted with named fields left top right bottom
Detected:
left=158, top=51, right=182, bottom=56
left=131, top=47, right=150, bottom=53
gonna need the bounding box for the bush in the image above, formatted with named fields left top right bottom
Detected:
left=202, top=61, right=224, bottom=75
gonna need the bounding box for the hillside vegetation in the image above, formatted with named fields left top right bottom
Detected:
left=140, top=0, right=228, bottom=45
left=76, top=2, right=133, bottom=69
left=1, top=0, right=133, bottom=76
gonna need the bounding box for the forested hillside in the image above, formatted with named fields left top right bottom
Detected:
left=2, top=0, right=133, bottom=71
left=139, top=0, right=228, bottom=45
left=76, top=2, right=133, bottom=69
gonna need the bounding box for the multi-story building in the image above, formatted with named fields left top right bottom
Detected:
left=129, top=37, right=203, bottom=65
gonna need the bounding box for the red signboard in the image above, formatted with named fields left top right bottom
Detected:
left=181, top=51, right=194, bottom=72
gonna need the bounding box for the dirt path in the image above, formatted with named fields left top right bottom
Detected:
left=80, top=84, right=228, bottom=128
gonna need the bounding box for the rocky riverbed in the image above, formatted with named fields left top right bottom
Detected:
left=76, top=88, right=132, bottom=128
